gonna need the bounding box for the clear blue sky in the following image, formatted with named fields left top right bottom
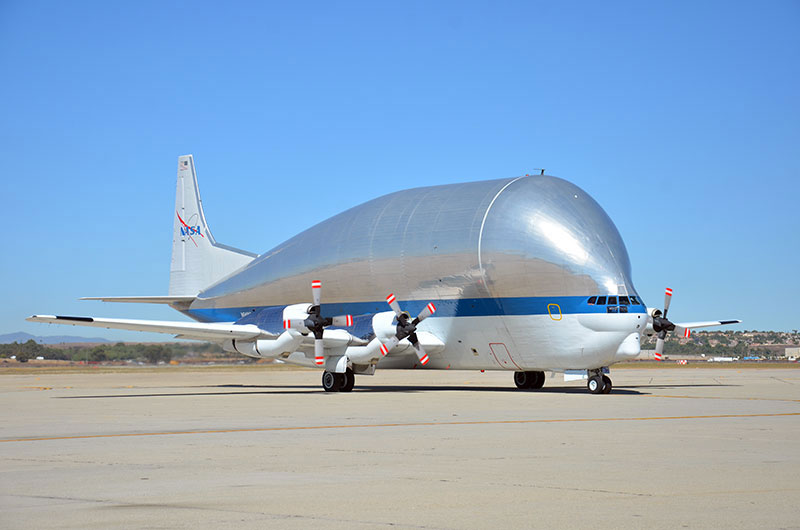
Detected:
left=1, top=1, right=798, bottom=340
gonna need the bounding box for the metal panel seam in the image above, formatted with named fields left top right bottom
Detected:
left=477, top=176, right=527, bottom=275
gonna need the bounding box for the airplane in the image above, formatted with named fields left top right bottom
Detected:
left=27, top=155, right=741, bottom=393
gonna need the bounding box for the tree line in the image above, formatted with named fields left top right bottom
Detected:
left=0, top=340, right=224, bottom=363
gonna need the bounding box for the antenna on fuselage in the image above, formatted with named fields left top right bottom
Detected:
left=526, top=168, right=546, bottom=176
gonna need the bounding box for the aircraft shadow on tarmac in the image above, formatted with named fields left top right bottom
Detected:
left=54, top=382, right=735, bottom=399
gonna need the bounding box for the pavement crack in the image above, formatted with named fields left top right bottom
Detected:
left=488, top=482, right=654, bottom=497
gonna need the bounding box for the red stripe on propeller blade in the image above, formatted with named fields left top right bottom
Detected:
left=386, top=294, right=396, bottom=304
left=427, top=303, right=436, bottom=314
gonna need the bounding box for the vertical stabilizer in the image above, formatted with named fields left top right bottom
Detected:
left=169, top=155, right=257, bottom=296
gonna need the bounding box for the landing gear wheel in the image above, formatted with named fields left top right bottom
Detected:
left=514, top=371, right=545, bottom=390
left=340, top=368, right=355, bottom=392
left=322, top=371, right=341, bottom=392
left=601, top=375, right=612, bottom=394
left=587, top=375, right=605, bottom=394
left=514, top=371, right=532, bottom=389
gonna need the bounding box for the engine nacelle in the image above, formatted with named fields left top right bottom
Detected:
left=283, top=303, right=312, bottom=329
left=643, top=308, right=658, bottom=336
left=222, top=329, right=305, bottom=359
left=371, top=311, right=398, bottom=340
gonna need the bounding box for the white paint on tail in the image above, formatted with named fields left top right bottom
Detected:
left=169, top=155, right=257, bottom=296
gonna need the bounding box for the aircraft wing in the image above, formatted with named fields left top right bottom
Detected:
left=26, top=315, right=275, bottom=342
left=674, top=319, right=741, bottom=335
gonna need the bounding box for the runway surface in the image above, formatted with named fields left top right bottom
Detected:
left=2, top=367, right=799, bottom=529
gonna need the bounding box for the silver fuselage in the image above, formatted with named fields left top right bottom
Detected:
left=187, top=175, right=646, bottom=371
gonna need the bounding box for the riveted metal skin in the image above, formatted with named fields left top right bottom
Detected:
left=192, top=175, right=639, bottom=315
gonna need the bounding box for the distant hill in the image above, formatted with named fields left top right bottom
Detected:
left=0, top=331, right=111, bottom=344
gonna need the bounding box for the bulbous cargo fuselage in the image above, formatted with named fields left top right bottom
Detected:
left=190, top=175, right=645, bottom=370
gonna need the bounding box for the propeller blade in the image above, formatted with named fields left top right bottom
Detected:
left=314, top=338, right=325, bottom=366
left=663, top=287, right=673, bottom=318
left=311, top=280, right=322, bottom=307
left=379, top=336, right=400, bottom=356
left=655, top=330, right=667, bottom=361
left=410, top=334, right=430, bottom=365
left=283, top=319, right=307, bottom=331
left=412, top=302, right=437, bottom=325
left=331, top=315, right=353, bottom=327
left=385, top=293, right=403, bottom=317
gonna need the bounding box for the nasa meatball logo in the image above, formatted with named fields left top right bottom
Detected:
left=176, top=211, right=204, bottom=246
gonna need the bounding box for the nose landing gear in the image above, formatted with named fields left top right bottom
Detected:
left=587, top=370, right=612, bottom=394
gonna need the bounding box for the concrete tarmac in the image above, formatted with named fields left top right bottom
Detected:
left=1, top=366, right=799, bottom=529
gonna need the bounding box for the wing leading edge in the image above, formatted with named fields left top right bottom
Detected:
left=674, top=320, right=741, bottom=334
left=26, top=315, right=276, bottom=342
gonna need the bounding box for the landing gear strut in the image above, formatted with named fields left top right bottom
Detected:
left=513, top=371, right=545, bottom=390
left=322, top=368, right=355, bottom=392
left=587, top=370, right=612, bottom=394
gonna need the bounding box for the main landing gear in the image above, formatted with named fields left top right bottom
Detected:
left=513, top=371, right=545, bottom=390
left=587, top=370, right=612, bottom=394
left=322, top=368, right=355, bottom=392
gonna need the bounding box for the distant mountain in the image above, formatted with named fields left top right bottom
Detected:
left=0, top=332, right=111, bottom=344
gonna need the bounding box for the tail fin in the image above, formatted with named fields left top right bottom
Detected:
left=169, top=155, right=257, bottom=296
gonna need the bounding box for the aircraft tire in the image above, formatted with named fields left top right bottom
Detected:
left=587, top=375, right=605, bottom=394
left=514, top=371, right=533, bottom=389
left=322, top=371, right=341, bottom=392
left=601, top=375, right=612, bottom=394
left=531, top=371, right=545, bottom=389
left=340, top=368, right=355, bottom=392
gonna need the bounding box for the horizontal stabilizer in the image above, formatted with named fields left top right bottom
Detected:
left=26, top=315, right=275, bottom=342
left=80, top=296, right=195, bottom=308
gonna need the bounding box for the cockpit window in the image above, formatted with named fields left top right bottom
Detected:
left=619, top=296, right=629, bottom=305
left=607, top=296, right=617, bottom=305
left=629, top=296, right=640, bottom=305
left=587, top=296, right=597, bottom=305
left=596, top=296, right=607, bottom=305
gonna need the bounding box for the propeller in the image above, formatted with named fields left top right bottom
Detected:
left=283, top=280, right=353, bottom=366
left=652, top=287, right=677, bottom=361
left=378, top=293, right=437, bottom=365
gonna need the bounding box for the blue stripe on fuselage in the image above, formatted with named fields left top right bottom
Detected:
left=186, top=296, right=647, bottom=323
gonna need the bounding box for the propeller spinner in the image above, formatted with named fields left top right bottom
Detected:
left=378, top=294, right=437, bottom=365
left=283, top=280, right=353, bottom=366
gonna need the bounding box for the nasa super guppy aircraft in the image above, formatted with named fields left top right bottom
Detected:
left=28, top=155, right=740, bottom=393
